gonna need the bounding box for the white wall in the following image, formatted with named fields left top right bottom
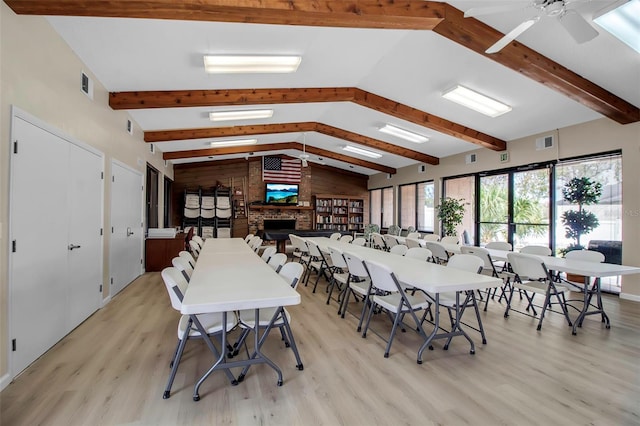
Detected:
left=0, top=4, right=174, bottom=380
left=369, top=119, right=640, bottom=297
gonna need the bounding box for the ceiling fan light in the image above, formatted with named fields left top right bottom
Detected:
left=203, top=55, right=302, bottom=73
left=209, top=109, right=273, bottom=121
left=209, top=139, right=258, bottom=148
left=342, top=145, right=383, bottom=158
left=379, top=124, right=428, bottom=143
left=442, top=85, right=512, bottom=117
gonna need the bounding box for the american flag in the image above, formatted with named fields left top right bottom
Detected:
left=262, top=156, right=302, bottom=183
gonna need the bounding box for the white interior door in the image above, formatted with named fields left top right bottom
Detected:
left=66, top=144, right=103, bottom=330
left=110, top=161, right=143, bottom=296
left=10, top=116, right=71, bottom=375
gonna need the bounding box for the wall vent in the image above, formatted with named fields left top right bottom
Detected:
left=81, top=71, right=93, bottom=99
left=126, top=119, right=133, bottom=135
left=149, top=143, right=155, bottom=154
left=386, top=173, right=393, bottom=180
left=465, top=153, right=477, bottom=164
left=536, top=135, right=554, bottom=150
left=418, top=164, right=426, bottom=173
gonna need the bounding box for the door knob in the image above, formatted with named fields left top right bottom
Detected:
left=68, top=244, right=82, bottom=251
left=127, top=227, right=134, bottom=237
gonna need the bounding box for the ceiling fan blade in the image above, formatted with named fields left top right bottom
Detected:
left=485, top=17, right=540, bottom=54
left=464, top=3, right=528, bottom=18
left=559, top=9, right=599, bottom=44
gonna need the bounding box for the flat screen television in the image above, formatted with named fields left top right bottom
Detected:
left=265, top=183, right=299, bottom=205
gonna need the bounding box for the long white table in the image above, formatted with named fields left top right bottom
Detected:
left=304, top=237, right=501, bottom=363
left=181, top=238, right=301, bottom=400
left=483, top=248, right=640, bottom=334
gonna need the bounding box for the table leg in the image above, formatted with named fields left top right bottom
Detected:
left=236, top=308, right=284, bottom=385
left=572, top=276, right=609, bottom=335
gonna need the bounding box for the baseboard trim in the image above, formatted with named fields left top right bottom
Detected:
left=619, top=292, right=640, bottom=302
left=101, top=295, right=112, bottom=308
left=0, top=373, right=12, bottom=391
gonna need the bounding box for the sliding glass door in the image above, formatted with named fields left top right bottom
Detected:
left=479, top=166, right=551, bottom=249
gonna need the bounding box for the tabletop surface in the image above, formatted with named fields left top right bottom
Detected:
left=305, top=237, right=501, bottom=293
left=181, top=238, right=301, bottom=315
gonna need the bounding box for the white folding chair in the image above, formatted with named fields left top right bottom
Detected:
left=405, top=247, right=432, bottom=262
left=520, top=245, right=552, bottom=256
left=261, top=246, right=278, bottom=263
left=233, top=262, right=305, bottom=375
left=351, top=237, right=367, bottom=246
left=172, top=256, right=194, bottom=282
left=304, top=240, right=332, bottom=292
left=460, top=246, right=512, bottom=310
left=329, top=232, right=341, bottom=240
left=326, top=246, right=350, bottom=306
left=383, top=234, right=399, bottom=251
left=244, top=233, right=255, bottom=243
left=422, top=234, right=440, bottom=242
left=192, top=235, right=204, bottom=246
left=178, top=250, right=196, bottom=268
left=485, top=241, right=512, bottom=251
left=267, top=253, right=288, bottom=272
left=361, top=260, right=430, bottom=358
left=249, top=236, right=263, bottom=253
left=188, top=239, right=201, bottom=259
left=389, top=244, right=408, bottom=256
left=339, top=251, right=372, bottom=331
left=160, top=267, right=237, bottom=399
left=288, top=234, right=310, bottom=266
left=406, top=232, right=421, bottom=239
left=505, top=252, right=572, bottom=330
left=340, top=234, right=353, bottom=243
left=371, top=233, right=387, bottom=251
left=440, top=235, right=460, bottom=245
left=405, top=238, right=421, bottom=249
left=424, top=241, right=449, bottom=264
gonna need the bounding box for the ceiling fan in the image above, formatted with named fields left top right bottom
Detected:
left=465, top=0, right=599, bottom=54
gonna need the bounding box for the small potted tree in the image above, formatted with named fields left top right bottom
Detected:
left=436, top=197, right=467, bottom=237
left=561, top=177, right=602, bottom=253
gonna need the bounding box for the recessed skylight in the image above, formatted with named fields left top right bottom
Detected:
left=379, top=124, right=429, bottom=143
left=342, top=145, right=382, bottom=159
left=209, top=139, right=258, bottom=148
left=209, top=109, right=273, bottom=122
left=442, top=85, right=512, bottom=117
left=203, top=55, right=302, bottom=74
left=594, top=0, right=640, bottom=53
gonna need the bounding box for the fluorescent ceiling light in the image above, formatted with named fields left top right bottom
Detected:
left=442, top=85, right=512, bottom=117
left=379, top=124, right=428, bottom=143
left=209, top=139, right=258, bottom=148
left=203, top=55, right=301, bottom=74
left=594, top=0, right=640, bottom=53
left=209, top=109, right=273, bottom=122
left=342, top=145, right=382, bottom=159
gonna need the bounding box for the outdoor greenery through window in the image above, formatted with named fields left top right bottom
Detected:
left=399, top=181, right=434, bottom=232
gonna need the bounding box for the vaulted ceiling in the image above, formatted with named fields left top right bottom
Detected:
left=5, top=0, right=639, bottom=175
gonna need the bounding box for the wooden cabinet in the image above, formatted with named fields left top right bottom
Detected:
left=145, top=234, right=186, bottom=272
left=314, top=194, right=364, bottom=232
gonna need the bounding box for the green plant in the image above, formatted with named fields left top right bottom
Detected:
left=560, top=177, right=602, bottom=254
left=436, top=197, right=468, bottom=237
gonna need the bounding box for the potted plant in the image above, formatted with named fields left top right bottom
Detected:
left=436, top=197, right=468, bottom=237
left=560, top=177, right=602, bottom=254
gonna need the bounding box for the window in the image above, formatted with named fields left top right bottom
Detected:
left=443, top=175, right=475, bottom=244
left=370, top=187, right=394, bottom=228
left=399, top=181, right=434, bottom=232
left=163, top=176, right=173, bottom=228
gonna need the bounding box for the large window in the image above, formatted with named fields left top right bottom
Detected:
left=443, top=176, right=475, bottom=244
left=370, top=187, right=394, bottom=228
left=399, top=181, right=434, bottom=232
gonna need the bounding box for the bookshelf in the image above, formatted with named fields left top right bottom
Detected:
left=314, top=194, right=364, bottom=233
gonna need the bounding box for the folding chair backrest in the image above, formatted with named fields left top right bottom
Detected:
left=279, top=262, right=304, bottom=289
left=507, top=252, right=549, bottom=280
left=192, top=235, right=204, bottom=246
left=520, top=245, right=552, bottom=256
left=178, top=250, right=196, bottom=268
left=383, top=234, right=399, bottom=249
left=268, top=253, right=288, bottom=272
left=447, top=253, right=484, bottom=274
left=389, top=244, right=408, bottom=256
left=424, top=241, right=448, bottom=262
left=441, top=235, right=460, bottom=245
left=343, top=251, right=369, bottom=279
left=288, top=234, right=307, bottom=253
left=306, top=240, right=323, bottom=257
left=364, top=259, right=401, bottom=293
left=564, top=249, right=605, bottom=263
left=329, top=232, right=341, bottom=240
left=372, top=233, right=386, bottom=250
left=422, top=234, right=440, bottom=242
left=161, top=267, right=188, bottom=311
left=189, top=240, right=201, bottom=257
left=340, top=235, right=353, bottom=243
left=172, top=256, right=194, bottom=281
left=405, top=247, right=432, bottom=261
left=405, top=238, right=421, bottom=248
left=261, top=246, right=277, bottom=262
left=250, top=236, right=263, bottom=252
left=485, top=241, right=512, bottom=251
left=460, top=246, right=494, bottom=269
left=352, top=237, right=367, bottom=246
left=406, top=232, right=421, bottom=239
left=328, top=246, right=348, bottom=269
left=244, top=233, right=255, bottom=243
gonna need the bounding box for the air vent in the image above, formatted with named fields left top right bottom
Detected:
left=386, top=173, right=393, bottom=180
left=126, top=119, right=133, bottom=135
left=465, top=153, right=477, bottom=164
left=149, top=143, right=155, bottom=154
left=536, top=135, right=554, bottom=150
left=81, top=71, right=94, bottom=99
left=418, top=164, right=426, bottom=173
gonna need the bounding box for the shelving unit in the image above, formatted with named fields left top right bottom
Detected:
left=181, top=186, right=233, bottom=238
left=314, top=194, right=364, bottom=233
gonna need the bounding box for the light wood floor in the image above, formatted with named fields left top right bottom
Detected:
left=2, top=268, right=640, bottom=425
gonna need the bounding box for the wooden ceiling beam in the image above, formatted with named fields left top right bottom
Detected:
left=434, top=4, right=639, bottom=125
left=146, top=122, right=439, bottom=165
left=162, top=141, right=396, bottom=174
left=5, top=0, right=446, bottom=29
